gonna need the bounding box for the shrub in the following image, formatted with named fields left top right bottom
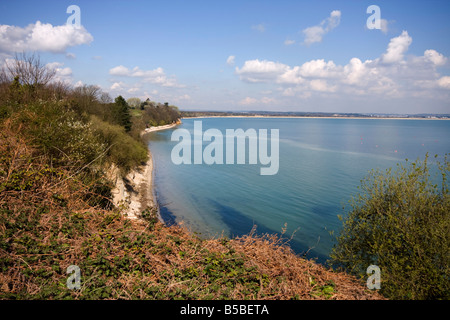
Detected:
left=330, top=154, right=450, bottom=299
left=90, top=116, right=148, bottom=174
left=9, top=100, right=106, bottom=167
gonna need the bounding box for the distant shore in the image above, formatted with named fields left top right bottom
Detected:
left=182, top=115, right=450, bottom=120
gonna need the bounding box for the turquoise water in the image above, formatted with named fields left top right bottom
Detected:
left=147, top=117, right=450, bottom=263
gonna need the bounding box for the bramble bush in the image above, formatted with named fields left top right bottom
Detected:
left=330, top=154, right=449, bottom=299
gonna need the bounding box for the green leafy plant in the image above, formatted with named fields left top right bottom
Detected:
left=331, top=154, right=449, bottom=299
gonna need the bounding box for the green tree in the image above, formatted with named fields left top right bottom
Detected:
left=127, top=97, right=141, bottom=109
left=330, top=154, right=449, bottom=299
left=114, top=95, right=132, bottom=132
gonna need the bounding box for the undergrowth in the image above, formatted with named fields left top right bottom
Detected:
left=0, top=124, right=383, bottom=300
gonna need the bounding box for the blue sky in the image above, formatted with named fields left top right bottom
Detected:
left=1, top=0, right=450, bottom=113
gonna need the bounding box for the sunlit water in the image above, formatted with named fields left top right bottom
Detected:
left=146, top=117, right=450, bottom=263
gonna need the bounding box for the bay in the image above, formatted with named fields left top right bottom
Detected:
left=147, top=117, right=450, bottom=264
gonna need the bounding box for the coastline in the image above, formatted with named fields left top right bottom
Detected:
left=113, top=115, right=446, bottom=220
left=111, top=122, right=180, bottom=221
left=183, top=115, right=450, bottom=120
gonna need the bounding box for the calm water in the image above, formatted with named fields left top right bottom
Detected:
left=147, top=117, right=450, bottom=263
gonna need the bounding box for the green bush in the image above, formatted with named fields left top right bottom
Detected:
left=330, top=154, right=449, bottom=299
left=90, top=116, right=148, bottom=174
left=11, top=100, right=106, bottom=167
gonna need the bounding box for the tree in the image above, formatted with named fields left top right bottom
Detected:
left=100, top=92, right=113, bottom=104
left=330, top=154, right=449, bottom=299
left=126, top=97, right=141, bottom=109
left=3, top=52, right=56, bottom=87
left=1, top=52, right=56, bottom=102
left=114, top=95, right=132, bottom=132
left=71, top=84, right=102, bottom=114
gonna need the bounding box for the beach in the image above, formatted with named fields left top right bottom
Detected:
left=111, top=122, right=180, bottom=220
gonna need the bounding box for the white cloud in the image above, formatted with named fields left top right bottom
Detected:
left=277, top=66, right=304, bottom=85
left=127, top=87, right=140, bottom=94
left=239, top=96, right=275, bottom=105
left=109, top=65, right=131, bottom=76
left=226, top=55, right=235, bottom=66
left=45, top=61, right=73, bottom=84
left=235, top=59, right=289, bottom=83
left=0, top=21, right=93, bottom=53
left=239, top=97, right=258, bottom=105
left=302, top=10, right=341, bottom=45
left=299, top=59, right=340, bottom=78
left=309, top=79, right=336, bottom=92
left=109, top=65, right=184, bottom=88
left=260, top=96, right=275, bottom=104
left=110, top=82, right=123, bottom=91
left=380, top=19, right=389, bottom=34
left=437, top=76, right=450, bottom=89
left=284, top=39, right=295, bottom=46
left=251, top=24, right=266, bottom=32
left=381, top=31, right=412, bottom=63
left=424, top=49, right=447, bottom=66
left=234, top=31, right=450, bottom=101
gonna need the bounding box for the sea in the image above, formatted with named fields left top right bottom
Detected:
left=146, top=117, right=450, bottom=264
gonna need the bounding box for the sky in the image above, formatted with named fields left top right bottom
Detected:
left=1, top=0, right=450, bottom=114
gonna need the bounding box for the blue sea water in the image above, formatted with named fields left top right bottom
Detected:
left=146, top=117, right=450, bottom=264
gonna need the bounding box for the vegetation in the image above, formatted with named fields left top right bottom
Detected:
left=330, top=155, right=450, bottom=299
left=0, top=141, right=382, bottom=299
left=0, top=53, right=385, bottom=300
left=1, top=53, right=447, bottom=301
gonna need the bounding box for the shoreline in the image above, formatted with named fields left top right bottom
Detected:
left=182, top=115, right=450, bottom=120
left=111, top=122, right=180, bottom=221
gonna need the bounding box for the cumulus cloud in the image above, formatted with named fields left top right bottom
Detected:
left=309, top=79, right=336, bottom=92
left=235, top=58, right=341, bottom=85
left=437, top=76, right=450, bottom=89
left=110, top=82, right=123, bottom=91
left=235, top=31, right=450, bottom=101
left=109, top=65, right=184, bottom=88
left=235, top=59, right=289, bottom=83
left=0, top=21, right=93, bottom=53
left=381, top=31, right=412, bottom=63
left=302, top=10, right=341, bottom=45
left=424, top=49, right=447, bottom=66
left=109, top=65, right=132, bottom=76
left=45, top=61, right=73, bottom=84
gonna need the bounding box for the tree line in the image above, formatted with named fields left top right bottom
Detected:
left=0, top=52, right=181, bottom=175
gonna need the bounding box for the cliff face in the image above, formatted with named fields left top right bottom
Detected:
left=108, top=152, right=155, bottom=220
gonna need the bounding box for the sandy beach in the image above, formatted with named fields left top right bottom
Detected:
left=111, top=122, right=180, bottom=221
left=142, top=122, right=180, bottom=135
